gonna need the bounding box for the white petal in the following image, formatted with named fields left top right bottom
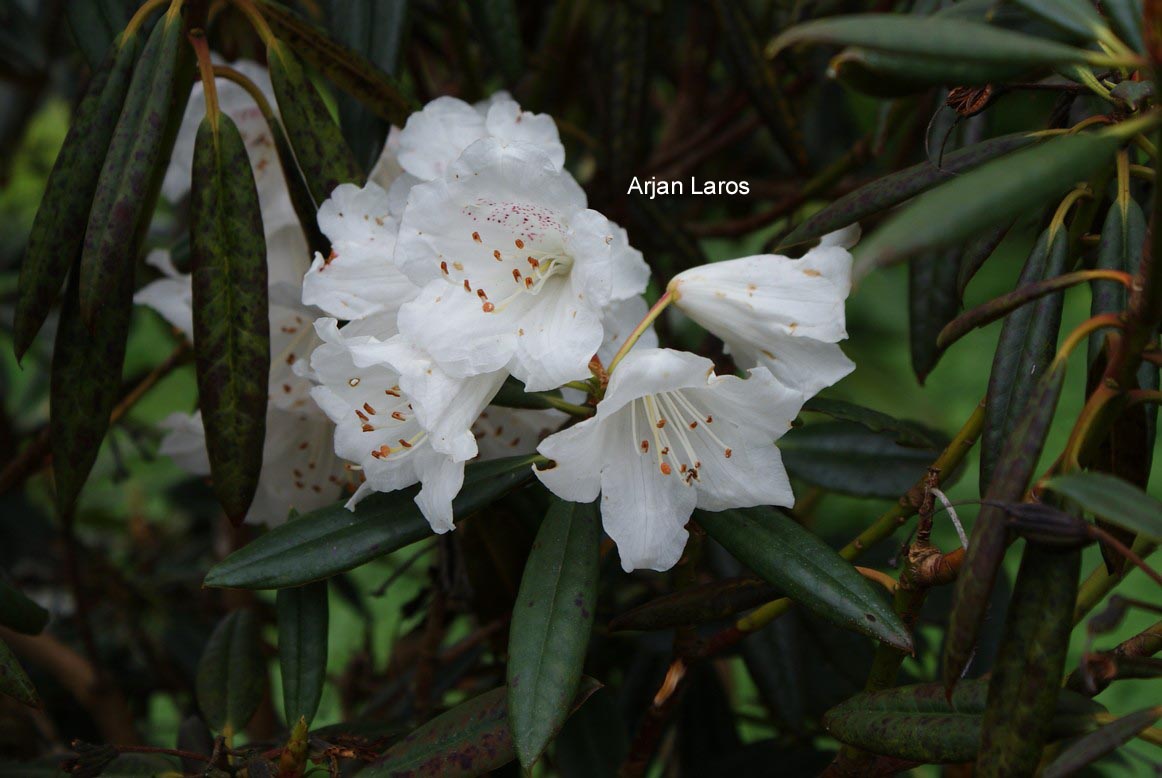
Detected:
left=564, top=209, right=615, bottom=310
left=693, top=442, right=793, bottom=512
left=413, top=450, right=465, bottom=533
left=483, top=96, right=566, bottom=169
left=510, top=281, right=604, bottom=392
left=599, top=348, right=716, bottom=418
left=368, top=125, right=404, bottom=189
left=135, top=274, right=193, bottom=337
left=397, top=96, right=488, bottom=180
left=733, top=337, right=855, bottom=402
left=599, top=419, right=696, bottom=572
left=820, top=223, right=861, bottom=249
left=535, top=415, right=608, bottom=504
left=608, top=223, right=650, bottom=302
left=596, top=296, right=658, bottom=366
left=302, top=245, right=419, bottom=321
left=265, top=222, right=312, bottom=289
left=317, top=182, right=397, bottom=249
left=396, top=280, right=517, bottom=378
left=158, top=412, right=211, bottom=475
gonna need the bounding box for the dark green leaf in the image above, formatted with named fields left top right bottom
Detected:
left=508, top=499, right=600, bottom=768
left=609, top=576, right=776, bottom=632
left=258, top=0, right=416, bottom=126
left=277, top=581, right=328, bottom=727
left=831, top=47, right=1035, bottom=97
left=697, top=507, right=912, bottom=651
left=64, top=0, right=133, bottom=68
left=470, top=0, right=524, bottom=85
left=957, top=222, right=1012, bottom=300
left=800, top=398, right=946, bottom=448
left=1089, top=197, right=1145, bottom=363
left=78, top=3, right=189, bottom=329
left=268, top=39, right=364, bottom=206
left=190, top=114, right=270, bottom=523
left=780, top=420, right=945, bottom=499
left=365, top=679, right=601, bottom=776
left=713, top=0, right=807, bottom=169
left=909, top=246, right=962, bottom=383
left=0, top=638, right=38, bottom=707
left=1012, top=0, right=1108, bottom=39
left=981, top=227, right=1068, bottom=493
left=1044, top=471, right=1162, bottom=541
left=944, top=359, right=1067, bottom=692
left=822, top=680, right=1102, bottom=763
left=0, top=578, right=48, bottom=635
left=978, top=544, right=1081, bottom=775
left=855, top=131, right=1120, bottom=268
left=1105, top=0, right=1145, bottom=54
left=779, top=133, right=1038, bottom=249
left=195, top=610, right=265, bottom=737
left=1043, top=705, right=1162, bottom=777
left=204, top=454, right=542, bottom=589
left=14, top=31, right=140, bottom=360
left=768, top=14, right=1107, bottom=65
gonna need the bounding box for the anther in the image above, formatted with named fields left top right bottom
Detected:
left=472, top=231, right=481, bottom=243
left=640, top=440, right=650, bottom=453
left=398, top=438, right=412, bottom=448
left=463, top=279, right=472, bottom=292
left=656, top=419, right=666, bottom=428
left=513, top=269, right=522, bottom=282
left=363, top=402, right=376, bottom=415
left=482, top=301, right=495, bottom=312
left=724, top=448, right=732, bottom=458
left=515, top=238, right=525, bottom=249
left=493, top=249, right=502, bottom=261
left=660, top=463, right=672, bottom=475
left=440, top=261, right=449, bottom=274
left=391, top=411, right=406, bottom=421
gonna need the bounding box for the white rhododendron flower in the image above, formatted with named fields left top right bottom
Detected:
left=307, top=318, right=499, bottom=532
left=667, top=227, right=857, bottom=402
left=535, top=348, right=803, bottom=572
left=394, top=139, right=648, bottom=391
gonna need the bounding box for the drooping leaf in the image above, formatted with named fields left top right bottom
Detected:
left=77, top=2, right=189, bottom=329
left=697, top=508, right=912, bottom=651
left=713, top=0, right=806, bottom=169
left=610, top=576, right=777, bottom=632
left=365, top=679, right=602, bottom=776
left=855, top=131, right=1121, bottom=268
left=1104, top=0, right=1145, bottom=54
left=909, top=246, right=962, bottom=383
left=268, top=38, right=364, bottom=206
left=64, top=0, right=133, bottom=68
left=1089, top=197, right=1145, bottom=362
left=1044, top=471, right=1162, bottom=541
left=944, top=359, right=1067, bottom=691
left=257, top=0, right=415, bottom=126
left=779, top=133, right=1038, bottom=249
left=978, top=544, right=1081, bottom=775
left=981, top=227, right=1068, bottom=493
left=508, top=499, right=600, bottom=768
left=277, top=581, right=328, bottom=727
left=190, top=113, right=270, bottom=524
left=470, top=0, right=524, bottom=86
left=822, top=680, right=1102, bottom=763
left=830, top=47, right=1035, bottom=96
left=204, top=454, right=542, bottom=589
left=779, top=420, right=946, bottom=499
left=0, top=638, right=39, bottom=707
left=14, top=30, right=141, bottom=360
left=0, top=578, right=48, bottom=635
left=800, top=397, right=946, bottom=448
left=1043, top=705, right=1162, bottom=778
left=768, top=14, right=1111, bottom=66
left=1012, top=0, right=1109, bottom=40
left=195, top=610, right=265, bottom=737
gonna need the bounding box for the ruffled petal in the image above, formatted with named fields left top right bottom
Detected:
left=510, top=280, right=604, bottom=392
left=732, top=337, right=855, bottom=402
left=412, top=449, right=465, bottom=533
left=599, top=348, right=716, bottom=418
left=482, top=95, right=566, bottom=170
left=397, top=96, right=487, bottom=180
left=396, top=280, right=518, bottom=378
left=535, top=415, right=608, bottom=504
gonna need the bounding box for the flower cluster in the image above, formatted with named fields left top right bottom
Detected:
left=141, top=64, right=856, bottom=570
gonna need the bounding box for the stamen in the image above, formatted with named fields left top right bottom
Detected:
left=391, top=411, right=406, bottom=421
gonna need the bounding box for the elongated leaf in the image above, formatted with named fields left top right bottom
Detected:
left=800, top=398, right=946, bottom=448
left=610, top=576, right=776, bottom=632
left=204, top=454, right=541, bottom=589
left=78, top=2, right=188, bottom=329
left=713, top=0, right=806, bottom=169
left=1044, top=705, right=1162, bottom=777
left=508, top=499, right=599, bottom=768
left=0, top=638, right=39, bottom=707
left=0, top=578, right=48, bottom=635
left=769, top=14, right=1102, bottom=64
left=822, top=680, right=1102, bottom=763
left=1013, top=0, right=1108, bottom=40
left=365, top=679, right=601, bottom=776
left=257, top=0, right=415, bottom=126
left=780, top=133, right=1037, bottom=249
left=944, top=359, right=1066, bottom=691
left=910, top=246, right=962, bottom=383
left=277, top=581, right=328, bottom=726
left=957, top=221, right=1012, bottom=299
left=1044, top=471, right=1162, bottom=540
left=978, top=544, right=1081, bottom=775
left=831, top=47, right=1034, bottom=97
left=780, top=421, right=946, bottom=499
left=14, top=31, right=140, bottom=360
left=470, top=0, right=524, bottom=85
left=1089, top=198, right=1145, bottom=361
left=196, top=610, right=265, bottom=737
left=981, top=227, right=1068, bottom=493
left=268, top=39, right=363, bottom=205
left=1105, top=0, right=1145, bottom=53
left=65, top=0, right=132, bottom=68
left=856, top=131, right=1121, bottom=268
left=190, top=114, right=270, bottom=523
left=697, top=508, right=912, bottom=650
left=50, top=271, right=133, bottom=516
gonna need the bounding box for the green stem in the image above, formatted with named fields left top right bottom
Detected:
left=607, top=290, right=674, bottom=374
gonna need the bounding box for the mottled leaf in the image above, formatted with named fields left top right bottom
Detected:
left=277, top=581, right=328, bottom=726
left=508, top=499, right=600, bottom=768
left=195, top=610, right=265, bottom=737
left=204, top=454, right=541, bottom=589
left=697, top=507, right=912, bottom=651
left=1043, top=705, right=1162, bottom=777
